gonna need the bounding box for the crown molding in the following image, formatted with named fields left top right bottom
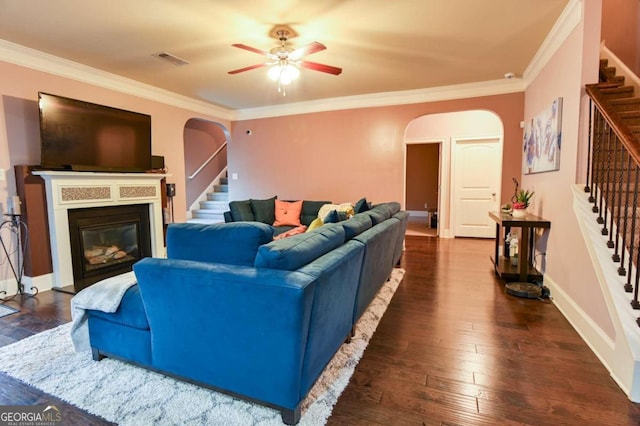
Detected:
left=0, top=39, right=233, bottom=121
left=2, top=0, right=580, bottom=125
left=231, top=78, right=527, bottom=121
left=523, top=0, right=582, bottom=85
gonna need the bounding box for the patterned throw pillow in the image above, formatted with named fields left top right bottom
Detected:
left=273, top=200, right=303, bottom=226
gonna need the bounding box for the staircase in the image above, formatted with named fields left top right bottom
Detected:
left=585, top=58, right=640, bottom=315
left=579, top=56, right=640, bottom=401
left=188, top=173, right=229, bottom=224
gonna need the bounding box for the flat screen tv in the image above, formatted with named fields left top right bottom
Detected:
left=38, top=92, right=152, bottom=172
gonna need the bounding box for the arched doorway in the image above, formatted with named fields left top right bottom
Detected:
left=183, top=118, right=229, bottom=213
left=404, top=110, right=504, bottom=238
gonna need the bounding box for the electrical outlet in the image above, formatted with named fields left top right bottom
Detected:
left=0, top=168, right=5, bottom=181
left=424, top=202, right=428, bottom=209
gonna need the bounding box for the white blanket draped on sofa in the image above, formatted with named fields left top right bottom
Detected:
left=70, top=271, right=138, bottom=352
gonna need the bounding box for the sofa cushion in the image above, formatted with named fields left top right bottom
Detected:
left=167, top=222, right=274, bottom=266
left=229, top=200, right=254, bottom=222
left=273, top=200, right=303, bottom=226
left=87, top=285, right=149, bottom=330
left=255, top=223, right=345, bottom=271
left=250, top=196, right=277, bottom=224
left=355, top=197, right=370, bottom=213
left=342, top=213, right=373, bottom=240
left=301, top=200, right=331, bottom=226
left=373, top=202, right=401, bottom=216
left=362, top=208, right=389, bottom=225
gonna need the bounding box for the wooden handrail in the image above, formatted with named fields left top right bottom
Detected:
left=585, top=84, right=640, bottom=165
left=188, top=141, right=227, bottom=180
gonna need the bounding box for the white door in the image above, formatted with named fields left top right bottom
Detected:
left=452, top=137, right=502, bottom=238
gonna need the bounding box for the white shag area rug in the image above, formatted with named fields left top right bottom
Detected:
left=0, top=269, right=404, bottom=426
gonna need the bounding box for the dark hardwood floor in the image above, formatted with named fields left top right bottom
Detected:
left=1, top=236, right=639, bottom=425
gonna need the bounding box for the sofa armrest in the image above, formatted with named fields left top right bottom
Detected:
left=133, top=258, right=315, bottom=410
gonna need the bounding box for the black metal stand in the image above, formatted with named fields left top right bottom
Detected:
left=1, top=213, right=37, bottom=302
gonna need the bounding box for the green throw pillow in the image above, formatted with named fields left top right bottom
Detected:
left=229, top=200, right=254, bottom=221
left=250, top=196, right=277, bottom=224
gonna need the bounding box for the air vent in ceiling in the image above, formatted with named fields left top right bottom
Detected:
left=153, top=52, right=190, bottom=66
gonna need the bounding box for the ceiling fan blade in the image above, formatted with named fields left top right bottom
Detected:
left=300, top=61, right=342, bottom=75
left=232, top=43, right=270, bottom=56
left=228, top=63, right=268, bottom=74
left=290, top=41, right=326, bottom=59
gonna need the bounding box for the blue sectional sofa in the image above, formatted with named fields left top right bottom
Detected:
left=86, top=202, right=408, bottom=424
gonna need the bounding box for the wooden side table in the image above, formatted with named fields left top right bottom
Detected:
left=489, top=211, right=551, bottom=297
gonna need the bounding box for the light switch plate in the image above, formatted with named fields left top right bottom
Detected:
left=0, top=168, right=5, bottom=181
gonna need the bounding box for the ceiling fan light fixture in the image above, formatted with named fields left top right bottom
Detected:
left=268, top=62, right=300, bottom=85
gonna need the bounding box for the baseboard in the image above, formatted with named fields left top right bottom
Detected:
left=0, top=273, right=53, bottom=297
left=22, top=274, right=53, bottom=294
left=0, top=278, right=17, bottom=297
left=407, top=210, right=428, bottom=218
left=544, top=272, right=639, bottom=398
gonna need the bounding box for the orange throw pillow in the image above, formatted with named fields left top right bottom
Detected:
left=273, top=200, right=303, bottom=226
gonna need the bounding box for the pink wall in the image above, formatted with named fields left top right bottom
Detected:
left=0, top=60, right=230, bottom=225
left=183, top=119, right=228, bottom=207
left=601, top=0, right=640, bottom=75
left=229, top=93, right=524, bottom=207
left=523, top=0, right=615, bottom=338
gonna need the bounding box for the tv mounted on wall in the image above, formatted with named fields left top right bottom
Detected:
left=38, top=92, right=152, bottom=172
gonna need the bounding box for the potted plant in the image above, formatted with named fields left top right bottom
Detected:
left=511, top=178, right=534, bottom=218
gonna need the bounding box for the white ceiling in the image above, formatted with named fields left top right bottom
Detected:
left=0, top=0, right=570, bottom=111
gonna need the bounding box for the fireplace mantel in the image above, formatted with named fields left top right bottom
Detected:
left=33, top=171, right=167, bottom=289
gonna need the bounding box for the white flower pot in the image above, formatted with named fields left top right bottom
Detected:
left=512, top=208, right=527, bottom=218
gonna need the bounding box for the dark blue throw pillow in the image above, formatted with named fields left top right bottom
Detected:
left=323, top=210, right=339, bottom=223
left=355, top=197, right=370, bottom=214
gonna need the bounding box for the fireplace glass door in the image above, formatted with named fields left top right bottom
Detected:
left=81, top=223, right=139, bottom=272
left=69, top=204, right=151, bottom=291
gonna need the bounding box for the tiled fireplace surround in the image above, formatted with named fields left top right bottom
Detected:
left=33, top=171, right=166, bottom=292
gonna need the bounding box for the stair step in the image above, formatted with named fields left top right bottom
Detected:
left=188, top=217, right=225, bottom=225
left=191, top=210, right=226, bottom=221
left=600, top=86, right=635, bottom=99
left=595, top=82, right=623, bottom=89
left=611, top=75, right=626, bottom=85
left=199, top=200, right=229, bottom=211
left=214, top=184, right=228, bottom=193
left=619, top=111, right=640, bottom=126
left=208, top=192, right=228, bottom=201
left=219, top=177, right=228, bottom=185
left=610, top=97, right=640, bottom=112
left=603, top=66, right=617, bottom=78
left=600, top=58, right=608, bottom=68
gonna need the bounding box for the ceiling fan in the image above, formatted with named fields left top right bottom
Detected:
left=228, top=28, right=342, bottom=93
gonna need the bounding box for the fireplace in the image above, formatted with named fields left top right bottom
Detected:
left=33, top=170, right=166, bottom=292
left=69, top=205, right=152, bottom=292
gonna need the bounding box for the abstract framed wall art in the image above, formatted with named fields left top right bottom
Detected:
left=522, top=97, right=563, bottom=174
